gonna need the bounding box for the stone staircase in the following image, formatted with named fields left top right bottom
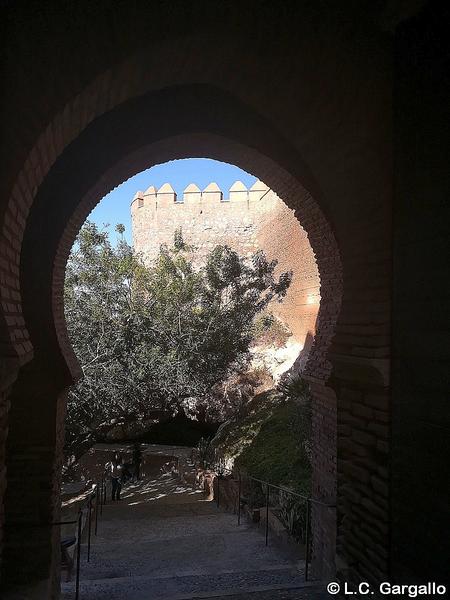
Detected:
left=61, top=472, right=326, bottom=600
left=64, top=568, right=323, bottom=600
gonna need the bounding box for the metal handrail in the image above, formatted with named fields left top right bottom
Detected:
left=245, top=474, right=336, bottom=508
left=212, top=465, right=335, bottom=508
left=4, top=484, right=97, bottom=527
left=6, top=481, right=103, bottom=600
left=60, top=482, right=100, bottom=600
left=213, top=468, right=335, bottom=583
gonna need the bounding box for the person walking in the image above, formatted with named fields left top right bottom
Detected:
left=105, top=453, right=124, bottom=501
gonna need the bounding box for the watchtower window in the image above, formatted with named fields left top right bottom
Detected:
left=138, top=198, right=144, bottom=208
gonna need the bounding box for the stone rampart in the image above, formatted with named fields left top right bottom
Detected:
left=131, top=180, right=320, bottom=347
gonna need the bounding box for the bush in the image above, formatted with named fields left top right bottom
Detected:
left=235, top=399, right=311, bottom=494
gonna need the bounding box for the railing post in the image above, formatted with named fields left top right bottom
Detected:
left=216, top=475, right=220, bottom=508
left=237, top=472, right=241, bottom=526
left=87, top=494, right=92, bottom=563
left=103, top=477, right=107, bottom=505
left=265, top=484, right=270, bottom=547
left=100, top=476, right=104, bottom=516
left=305, top=497, right=311, bottom=581
left=95, top=483, right=99, bottom=535
left=75, top=509, right=82, bottom=600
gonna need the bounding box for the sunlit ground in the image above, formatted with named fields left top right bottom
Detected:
left=123, top=474, right=207, bottom=506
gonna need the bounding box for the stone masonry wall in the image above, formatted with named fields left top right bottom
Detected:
left=131, top=180, right=320, bottom=346
left=0, top=1, right=400, bottom=590
left=0, top=390, right=9, bottom=568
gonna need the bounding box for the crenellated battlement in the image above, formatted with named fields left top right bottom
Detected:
left=131, top=178, right=280, bottom=266
left=131, top=180, right=270, bottom=210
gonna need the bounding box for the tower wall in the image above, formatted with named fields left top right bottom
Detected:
left=131, top=181, right=320, bottom=347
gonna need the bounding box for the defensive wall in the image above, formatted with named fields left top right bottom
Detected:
left=131, top=180, right=321, bottom=350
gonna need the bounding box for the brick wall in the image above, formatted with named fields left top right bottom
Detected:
left=0, top=1, right=404, bottom=594
left=0, top=390, right=10, bottom=569
left=392, top=4, right=450, bottom=583
left=0, top=359, right=19, bottom=573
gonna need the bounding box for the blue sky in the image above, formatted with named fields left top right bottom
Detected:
left=89, top=158, right=258, bottom=243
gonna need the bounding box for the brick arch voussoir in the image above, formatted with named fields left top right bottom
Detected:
left=46, top=124, right=342, bottom=583
left=0, top=35, right=313, bottom=363
left=51, top=132, right=342, bottom=389
left=9, top=75, right=345, bottom=590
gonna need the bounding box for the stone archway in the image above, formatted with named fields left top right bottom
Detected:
left=4, top=91, right=343, bottom=588
left=0, top=6, right=393, bottom=595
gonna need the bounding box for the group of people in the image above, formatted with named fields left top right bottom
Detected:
left=104, top=442, right=143, bottom=501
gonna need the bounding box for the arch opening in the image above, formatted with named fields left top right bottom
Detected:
left=2, top=86, right=342, bottom=590
left=63, top=158, right=321, bottom=460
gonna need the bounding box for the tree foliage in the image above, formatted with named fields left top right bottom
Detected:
left=64, top=221, right=292, bottom=461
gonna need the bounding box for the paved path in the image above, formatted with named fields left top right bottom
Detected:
left=62, top=470, right=326, bottom=600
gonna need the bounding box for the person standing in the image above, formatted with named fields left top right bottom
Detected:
left=105, top=453, right=124, bottom=501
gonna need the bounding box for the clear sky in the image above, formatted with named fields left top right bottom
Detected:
left=89, top=158, right=258, bottom=243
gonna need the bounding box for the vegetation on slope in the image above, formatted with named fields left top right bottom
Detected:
left=213, top=376, right=312, bottom=493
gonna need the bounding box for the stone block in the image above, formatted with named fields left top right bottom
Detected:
left=352, top=429, right=377, bottom=446
left=368, top=422, right=389, bottom=439
left=360, top=497, right=387, bottom=520
left=351, top=402, right=374, bottom=419
left=340, top=460, right=370, bottom=483
left=365, top=393, right=389, bottom=411
left=183, top=183, right=202, bottom=205
left=371, top=475, right=389, bottom=497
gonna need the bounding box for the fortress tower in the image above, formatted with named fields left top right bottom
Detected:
left=131, top=180, right=320, bottom=349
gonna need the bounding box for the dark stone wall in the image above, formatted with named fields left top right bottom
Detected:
left=1, top=0, right=448, bottom=594
left=392, top=2, right=450, bottom=583
left=0, top=2, right=391, bottom=590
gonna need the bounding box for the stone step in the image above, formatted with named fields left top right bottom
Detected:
left=61, top=567, right=309, bottom=600
left=76, top=556, right=299, bottom=581
left=76, top=529, right=301, bottom=580
left=76, top=562, right=300, bottom=581
left=181, top=586, right=327, bottom=600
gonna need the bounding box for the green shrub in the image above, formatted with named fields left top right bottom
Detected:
left=235, top=399, right=311, bottom=494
